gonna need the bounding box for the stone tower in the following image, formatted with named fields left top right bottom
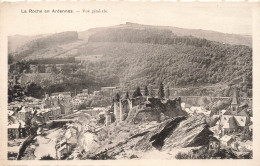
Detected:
left=114, top=102, right=120, bottom=121
left=105, top=110, right=112, bottom=126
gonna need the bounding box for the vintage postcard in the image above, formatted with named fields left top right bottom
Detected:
left=0, top=1, right=259, bottom=165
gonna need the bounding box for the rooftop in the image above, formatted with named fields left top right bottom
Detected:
left=222, top=116, right=238, bottom=129
left=220, top=135, right=233, bottom=142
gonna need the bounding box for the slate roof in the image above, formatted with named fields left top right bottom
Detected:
left=237, top=109, right=249, bottom=117
left=220, top=135, right=233, bottom=142
left=234, top=116, right=247, bottom=127
left=223, top=116, right=239, bottom=129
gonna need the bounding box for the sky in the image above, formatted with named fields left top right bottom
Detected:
left=0, top=2, right=253, bottom=36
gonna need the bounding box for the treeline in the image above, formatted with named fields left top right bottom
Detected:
left=28, top=57, right=76, bottom=64
left=89, top=28, right=216, bottom=48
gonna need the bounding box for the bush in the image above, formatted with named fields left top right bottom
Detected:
left=40, top=154, right=55, bottom=160
left=175, top=152, right=189, bottom=159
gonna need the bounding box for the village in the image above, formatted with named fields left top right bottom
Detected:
left=7, top=85, right=253, bottom=159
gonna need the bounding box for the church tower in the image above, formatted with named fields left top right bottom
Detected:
left=231, top=87, right=239, bottom=112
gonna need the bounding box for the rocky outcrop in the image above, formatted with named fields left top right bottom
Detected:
left=162, top=114, right=213, bottom=150
left=134, top=114, right=213, bottom=152
left=134, top=116, right=187, bottom=151
left=82, top=114, right=213, bottom=159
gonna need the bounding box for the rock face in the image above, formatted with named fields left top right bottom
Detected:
left=162, top=114, right=213, bottom=150
left=82, top=114, right=213, bottom=159
left=135, top=116, right=187, bottom=151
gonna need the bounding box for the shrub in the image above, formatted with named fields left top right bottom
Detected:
left=40, top=154, right=55, bottom=160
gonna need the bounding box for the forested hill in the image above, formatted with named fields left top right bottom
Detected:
left=81, top=27, right=252, bottom=88
left=8, top=24, right=252, bottom=89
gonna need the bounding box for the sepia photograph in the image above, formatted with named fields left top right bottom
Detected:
left=0, top=1, right=258, bottom=163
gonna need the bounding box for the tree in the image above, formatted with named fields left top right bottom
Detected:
left=125, top=91, right=129, bottom=99
left=165, top=86, right=170, bottom=99
left=132, top=86, right=142, bottom=98
left=144, top=86, right=149, bottom=96
left=158, top=82, right=165, bottom=99
left=115, top=93, right=120, bottom=102
left=25, top=82, right=45, bottom=99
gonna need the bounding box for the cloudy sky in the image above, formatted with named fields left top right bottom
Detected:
left=0, top=2, right=253, bottom=36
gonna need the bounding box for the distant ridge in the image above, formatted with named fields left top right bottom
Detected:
left=90, top=22, right=251, bottom=47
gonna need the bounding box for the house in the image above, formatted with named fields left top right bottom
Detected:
left=217, top=109, right=227, bottom=116
left=60, top=100, right=73, bottom=115
left=51, top=92, right=71, bottom=99
left=8, top=146, right=20, bottom=160
left=222, top=116, right=239, bottom=134
left=221, top=110, right=250, bottom=132
left=75, top=93, right=89, bottom=100
left=220, top=135, right=234, bottom=146
left=210, top=120, right=222, bottom=138
left=8, top=121, right=26, bottom=140
left=17, top=107, right=31, bottom=122
left=72, top=99, right=84, bottom=107
left=49, top=107, right=61, bottom=120
left=56, top=138, right=72, bottom=159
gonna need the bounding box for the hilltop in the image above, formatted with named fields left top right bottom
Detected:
left=80, top=22, right=252, bottom=46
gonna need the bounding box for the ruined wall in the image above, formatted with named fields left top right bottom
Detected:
left=131, top=97, right=146, bottom=107
left=126, top=97, right=187, bottom=124
left=164, top=98, right=187, bottom=118
left=132, top=107, right=161, bottom=124
left=114, top=97, right=187, bottom=123
left=114, top=98, right=139, bottom=122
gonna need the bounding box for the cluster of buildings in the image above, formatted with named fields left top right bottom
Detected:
left=209, top=89, right=252, bottom=152
left=7, top=93, right=74, bottom=140
left=8, top=86, right=120, bottom=140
